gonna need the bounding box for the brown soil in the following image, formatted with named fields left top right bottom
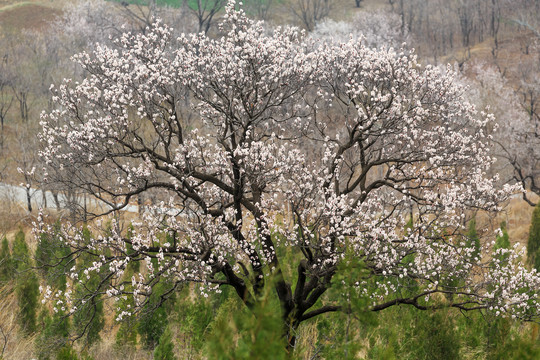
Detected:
left=0, top=3, right=61, bottom=31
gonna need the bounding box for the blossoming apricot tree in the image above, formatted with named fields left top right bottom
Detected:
left=38, top=2, right=540, bottom=349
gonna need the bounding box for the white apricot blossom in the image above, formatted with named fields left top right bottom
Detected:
left=38, top=1, right=539, bottom=348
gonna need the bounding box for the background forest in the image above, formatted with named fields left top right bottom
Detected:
left=0, top=0, right=540, bottom=359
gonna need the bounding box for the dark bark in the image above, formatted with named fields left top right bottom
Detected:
left=26, top=187, right=32, bottom=213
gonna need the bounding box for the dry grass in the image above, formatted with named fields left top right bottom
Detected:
left=0, top=284, right=36, bottom=360
left=502, top=192, right=539, bottom=248
left=295, top=320, right=320, bottom=359
left=0, top=280, right=152, bottom=359
left=89, top=339, right=152, bottom=360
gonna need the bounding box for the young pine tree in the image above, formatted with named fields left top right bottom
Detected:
left=114, top=286, right=138, bottom=347
left=115, top=315, right=138, bottom=347
left=72, top=281, right=104, bottom=349
left=35, top=223, right=71, bottom=291
left=153, top=326, right=177, bottom=360
left=35, top=308, right=71, bottom=360
left=0, top=237, right=14, bottom=282
left=494, top=221, right=511, bottom=265
left=56, top=346, right=80, bottom=360
left=16, top=272, right=40, bottom=334
left=138, top=238, right=177, bottom=350
left=205, top=280, right=288, bottom=360
left=12, top=229, right=31, bottom=270
left=13, top=230, right=40, bottom=335
left=115, top=226, right=140, bottom=348
left=138, top=285, right=170, bottom=350
left=527, top=202, right=540, bottom=271
left=495, top=222, right=511, bottom=251
left=72, top=228, right=105, bottom=348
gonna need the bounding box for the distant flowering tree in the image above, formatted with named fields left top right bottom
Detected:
left=467, top=62, right=540, bottom=206
left=311, top=9, right=408, bottom=49
left=38, top=1, right=540, bottom=350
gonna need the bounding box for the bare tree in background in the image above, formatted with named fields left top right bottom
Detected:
left=245, top=0, right=274, bottom=20
left=388, top=0, right=511, bottom=62
left=60, top=0, right=197, bottom=46
left=13, top=124, right=40, bottom=213
left=5, top=31, right=60, bottom=124
left=291, top=0, right=331, bottom=31
left=188, top=0, right=227, bottom=33
left=490, top=0, right=501, bottom=56
left=118, top=0, right=159, bottom=34
left=10, top=79, right=30, bottom=123
left=457, top=0, right=475, bottom=48
left=0, top=47, right=13, bottom=149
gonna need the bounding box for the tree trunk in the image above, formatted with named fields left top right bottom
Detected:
left=83, top=193, right=87, bottom=223
left=41, top=187, right=47, bottom=209
left=52, top=191, right=60, bottom=210
left=16, top=91, right=28, bottom=123
left=26, top=187, right=32, bottom=213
